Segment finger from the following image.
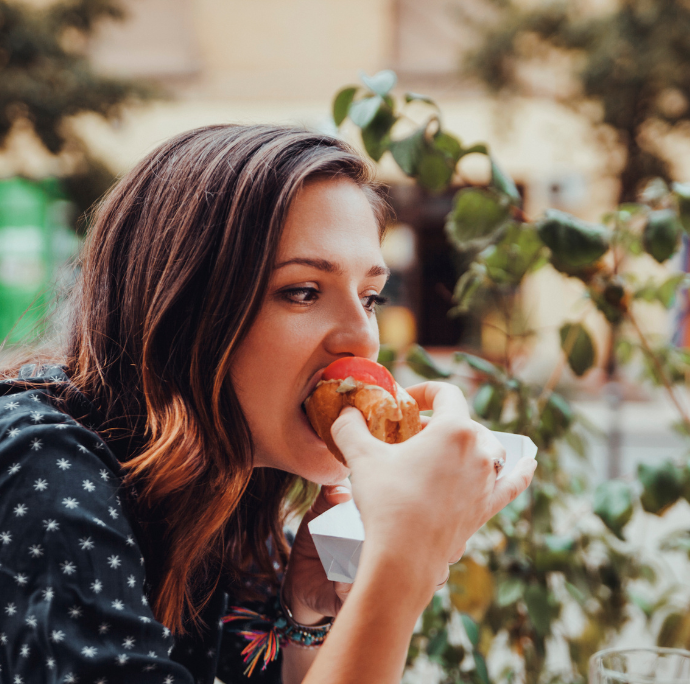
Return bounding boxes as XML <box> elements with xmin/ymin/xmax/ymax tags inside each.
<box><xmin>331</xmin><ymin>406</ymin><xmax>384</xmax><ymax>465</ymax></box>
<box><xmin>488</xmin><ymin>457</ymin><xmax>537</xmax><ymax>517</ymax></box>
<box><xmin>322</xmin><ymin>481</ymin><xmax>352</xmax><ymax>506</ymax></box>
<box><xmin>334</xmin><ymin>581</ymin><xmax>353</xmax><ymax>611</ymax></box>
<box><xmin>310</xmin><ymin>481</ymin><xmax>352</xmax><ymax>517</ymax></box>
<box><xmin>475</xmin><ymin>423</ymin><xmax>505</xmax><ymax>482</ymax></box>
<box><xmin>405</xmin><ymin>382</ymin><xmax>470</xmax><ymax>422</ymax></box>
<box><xmin>448</xmin><ymin>543</ymin><xmax>466</xmax><ymax>565</ymax></box>
<box><xmin>419</xmin><ymin>414</ymin><xmax>431</xmax><ymax>429</ymax></box>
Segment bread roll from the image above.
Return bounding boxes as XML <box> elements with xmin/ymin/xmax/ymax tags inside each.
<box><xmin>304</xmin><ymin>375</ymin><xmax>421</xmax><ymax>464</ymax></box>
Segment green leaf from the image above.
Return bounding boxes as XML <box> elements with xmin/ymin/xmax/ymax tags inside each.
<box><xmin>534</xmin><ymin>535</ymin><xmax>576</xmax><ymax>571</ymax></box>
<box><xmin>643</xmin><ymin>209</ymin><xmax>682</xmax><ymax>263</ymax></box>
<box><xmin>426</xmin><ymin>627</ymin><xmax>449</xmax><ymax>659</ymax></box>
<box><xmin>461</xmin><ymin>613</ymin><xmax>479</xmax><ymax>647</ymax></box>
<box><xmin>360</xmin><ymin>69</ymin><xmax>397</xmax><ymax>97</ymax></box>
<box><xmin>627</xmin><ymin>589</ymin><xmax>654</xmax><ymax>618</ymax></box>
<box><xmin>388</xmin><ymin>127</ymin><xmax>426</xmax><ymax>176</ymax></box>
<box><xmin>377</xmin><ymin>344</ymin><xmax>397</xmax><ymax>374</ymax></box>
<box><xmin>473</xmin><ymin>652</ymin><xmax>490</xmax><ymax>684</ymax></box>
<box><xmin>360</xmin><ymin>108</ymin><xmax>397</xmax><ymax>162</ymax></box>
<box><xmin>660</xmin><ymin>529</ymin><xmax>690</xmax><ymax>556</ymax></box>
<box><xmin>454</xmin><ymin>352</ymin><xmax>503</xmax><ymax>379</ymax></box>
<box><xmin>565</xmin><ymin>582</ymin><xmax>587</xmax><ymax>606</ymax></box>
<box><xmin>405</xmin><ymin>344</ymin><xmax>451</xmax><ymax>379</ymax></box>
<box><xmin>615</xmin><ymin>338</ymin><xmax>635</xmax><ymax>364</ymax></box>
<box><xmin>497</xmin><ymin>578</ymin><xmax>524</xmax><ymax>607</ymax></box>
<box><xmin>490</xmin><ymin>157</ymin><xmax>521</xmax><ymax>204</ymax></box>
<box><xmin>537</xmin><ymin>209</ymin><xmax>609</xmax><ymax>271</ymax></box>
<box><xmin>481</xmin><ymin>223</ymin><xmax>547</xmax><ymax>286</ymax></box>
<box><xmin>559</xmin><ymin>323</ymin><xmax>597</xmax><ymax>377</ymax></box>
<box><xmin>589</xmin><ymin>279</ymin><xmax>628</xmax><ymax>325</ymax></box>
<box><xmin>417</xmin><ymin>150</ymin><xmax>455</xmax><ymax>192</ymax></box>
<box><xmin>638</xmin><ymin>461</ymin><xmax>683</xmax><ymax>515</ymax></box>
<box><xmin>473</xmin><ymin>383</ymin><xmax>505</xmax><ymax>422</ymax></box>
<box><xmin>657</xmin><ymin>612</ymin><xmax>690</xmax><ymax>648</ymax></box>
<box><xmin>404</xmin><ymin>91</ymin><xmax>437</xmax><ymax>107</ymax></box>
<box><xmin>348</xmin><ymin>95</ymin><xmax>383</xmax><ymax>128</ymax></box>
<box><xmin>445</xmin><ymin>188</ymin><xmax>512</xmax><ymax>250</ymax></box>
<box><xmin>672</xmin><ymin>182</ymin><xmax>690</xmax><ymax>234</ymax></box>
<box><xmin>593</xmin><ymin>480</ymin><xmax>633</xmax><ymax>539</ymax></box>
<box><xmin>433</xmin><ymin>130</ymin><xmax>463</xmax><ymax>163</ymax></box>
<box><xmin>450</xmin><ymin>263</ymin><xmax>487</xmax><ymax>315</ymax></box>
<box><xmin>460</xmin><ymin>143</ymin><xmax>489</xmax><ymax>157</ymax></box>
<box><xmin>538</xmin><ymin>393</ymin><xmax>573</xmax><ymax>442</ymax></box>
<box><xmin>682</xmin><ymin>462</ymin><xmax>690</xmax><ymax>504</ymax></box>
<box><xmin>332</xmin><ymin>86</ymin><xmax>358</xmax><ymax>126</ymax></box>
<box><xmin>658</xmin><ymin>274</ymin><xmax>690</xmax><ymax>308</ymax></box>
<box><xmin>564</xmin><ymin>428</ymin><xmax>587</xmax><ymax>459</ymax></box>
<box><xmin>524</xmin><ymin>585</ymin><xmax>558</xmax><ymax>637</ymax></box>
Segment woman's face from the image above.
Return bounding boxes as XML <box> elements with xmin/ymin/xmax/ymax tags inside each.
<box><xmin>231</xmin><ymin>177</ymin><xmax>389</xmax><ymax>484</ymax></box>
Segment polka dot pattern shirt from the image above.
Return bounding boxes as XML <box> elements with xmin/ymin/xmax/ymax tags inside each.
<box><xmin>0</xmin><ymin>367</ymin><xmax>282</xmax><ymax>684</ymax></box>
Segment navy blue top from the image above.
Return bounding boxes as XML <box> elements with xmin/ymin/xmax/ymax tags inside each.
<box><xmin>0</xmin><ymin>366</ymin><xmax>282</xmax><ymax>684</ymax></box>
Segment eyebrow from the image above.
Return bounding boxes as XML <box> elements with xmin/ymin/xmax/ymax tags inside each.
<box><xmin>274</xmin><ymin>257</ymin><xmax>390</xmax><ymax>280</ymax></box>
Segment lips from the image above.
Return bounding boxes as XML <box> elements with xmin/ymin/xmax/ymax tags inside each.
<box><xmin>300</xmin><ymin>367</ymin><xmax>326</xmax><ymax>413</ymax></box>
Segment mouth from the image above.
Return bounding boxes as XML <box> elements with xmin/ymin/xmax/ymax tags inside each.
<box><xmin>300</xmin><ymin>367</ymin><xmax>325</xmax><ymax>409</ymax></box>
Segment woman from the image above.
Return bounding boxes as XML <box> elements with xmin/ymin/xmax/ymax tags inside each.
<box><xmin>0</xmin><ymin>125</ymin><xmax>536</xmax><ymax>684</ymax></box>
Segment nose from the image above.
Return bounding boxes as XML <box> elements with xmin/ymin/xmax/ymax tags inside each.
<box><xmin>322</xmin><ymin>293</ymin><xmax>380</xmax><ymax>361</ymax></box>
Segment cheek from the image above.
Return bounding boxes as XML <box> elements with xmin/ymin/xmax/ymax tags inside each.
<box><xmin>232</xmin><ymin>311</ymin><xmax>316</xmax><ymax>418</ymax></box>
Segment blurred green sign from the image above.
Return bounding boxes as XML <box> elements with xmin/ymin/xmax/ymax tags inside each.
<box><xmin>0</xmin><ymin>177</ymin><xmax>80</xmax><ymax>345</ymax></box>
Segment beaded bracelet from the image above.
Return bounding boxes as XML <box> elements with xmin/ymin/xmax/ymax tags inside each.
<box><xmin>222</xmin><ymin>591</ymin><xmax>333</xmax><ymax>676</ymax></box>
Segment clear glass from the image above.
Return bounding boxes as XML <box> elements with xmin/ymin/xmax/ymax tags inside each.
<box><xmin>590</xmin><ymin>648</ymin><xmax>690</xmax><ymax>684</ymax></box>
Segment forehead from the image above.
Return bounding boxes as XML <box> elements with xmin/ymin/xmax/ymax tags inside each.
<box><xmin>277</xmin><ymin>177</ymin><xmax>381</xmax><ymax>259</ymax></box>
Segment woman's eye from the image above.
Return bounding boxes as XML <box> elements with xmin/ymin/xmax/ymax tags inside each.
<box><xmin>280</xmin><ymin>287</ymin><xmax>319</xmax><ymax>305</ymax></box>
<box><xmin>362</xmin><ymin>294</ymin><xmax>389</xmax><ymax>312</ymax></box>
<box><xmin>279</xmin><ymin>288</ymin><xmax>389</xmax><ymax>311</ymax></box>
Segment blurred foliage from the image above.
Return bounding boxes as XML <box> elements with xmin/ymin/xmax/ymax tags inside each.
<box><xmin>347</xmin><ymin>72</ymin><xmax>690</xmax><ymax>683</ymax></box>
<box><xmin>0</xmin><ymin>0</ymin><xmax>160</xmax><ymax>226</ymax></box>
<box><xmin>463</xmin><ymin>0</ymin><xmax>690</xmax><ymax>201</ymax></box>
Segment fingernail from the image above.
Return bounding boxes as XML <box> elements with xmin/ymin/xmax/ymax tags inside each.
<box><xmin>332</xmin><ymin>485</ymin><xmax>351</xmax><ymax>496</ymax></box>
<box><xmin>530</xmin><ymin>460</ymin><xmax>538</xmax><ymax>473</ymax></box>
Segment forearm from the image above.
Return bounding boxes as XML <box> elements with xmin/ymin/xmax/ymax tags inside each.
<box><xmin>301</xmin><ymin>549</ymin><xmax>433</xmax><ymax>684</ymax></box>
<box><xmin>282</xmin><ymin>642</ymin><xmax>319</xmax><ymax>684</ymax></box>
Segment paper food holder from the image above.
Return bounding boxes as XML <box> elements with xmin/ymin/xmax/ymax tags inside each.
<box><xmin>308</xmin><ymin>431</ymin><xmax>538</xmax><ymax>583</ymax></box>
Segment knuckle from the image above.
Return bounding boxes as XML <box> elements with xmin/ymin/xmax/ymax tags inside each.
<box><xmin>447</xmin><ymin>420</ymin><xmax>477</xmax><ymax>444</ymax></box>
<box><xmin>506</xmin><ymin>481</ymin><xmax>521</xmax><ymax>502</ymax></box>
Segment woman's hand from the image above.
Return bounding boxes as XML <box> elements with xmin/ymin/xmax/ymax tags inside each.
<box><xmin>281</xmin><ymin>483</ymin><xmax>354</xmax><ymax>625</ymax></box>
<box><xmin>331</xmin><ymin>381</ymin><xmax>537</xmax><ymax>597</ymax></box>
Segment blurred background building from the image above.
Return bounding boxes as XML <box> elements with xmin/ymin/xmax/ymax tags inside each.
<box><xmin>1</xmin><ymin>0</ymin><xmax>688</xmax><ymax>479</ymax></box>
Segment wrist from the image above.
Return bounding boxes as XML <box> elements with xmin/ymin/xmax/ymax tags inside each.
<box><xmin>280</xmin><ymin>580</ymin><xmax>330</xmax><ymax>627</ymax></box>
<box><xmin>357</xmin><ymin>539</ymin><xmax>438</xmax><ymax>615</ymax></box>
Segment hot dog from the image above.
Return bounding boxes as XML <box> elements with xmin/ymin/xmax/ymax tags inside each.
<box><xmin>304</xmin><ymin>357</ymin><xmax>422</xmax><ymax>464</ymax></box>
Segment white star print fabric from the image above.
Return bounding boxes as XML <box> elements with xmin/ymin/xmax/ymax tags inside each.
<box><xmin>0</xmin><ymin>380</ymin><xmax>197</xmax><ymax>683</ymax></box>
<box><xmin>0</xmin><ymin>366</ymin><xmax>284</xmax><ymax>684</ymax></box>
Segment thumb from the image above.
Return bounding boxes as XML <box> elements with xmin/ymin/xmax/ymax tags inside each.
<box><xmin>331</xmin><ymin>406</ymin><xmax>383</xmax><ymax>465</ymax></box>
<box><xmin>489</xmin><ymin>457</ymin><xmax>537</xmax><ymax>517</ymax></box>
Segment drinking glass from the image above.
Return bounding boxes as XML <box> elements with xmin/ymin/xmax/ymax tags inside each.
<box><xmin>590</xmin><ymin>648</ymin><xmax>690</xmax><ymax>683</ymax></box>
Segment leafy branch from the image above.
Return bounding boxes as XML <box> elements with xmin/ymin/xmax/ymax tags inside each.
<box><xmin>334</xmin><ymin>71</ymin><xmax>690</xmax><ymax>682</ymax></box>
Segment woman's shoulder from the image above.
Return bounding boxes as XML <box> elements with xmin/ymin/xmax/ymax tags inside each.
<box><xmin>0</xmin><ymin>365</ymin><xmax>123</xmax><ymax>480</ymax></box>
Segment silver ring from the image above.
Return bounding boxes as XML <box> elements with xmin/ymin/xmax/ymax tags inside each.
<box><xmin>493</xmin><ymin>457</ymin><xmax>505</xmax><ymax>474</ymax></box>
<box><xmin>437</xmin><ymin>567</ymin><xmax>451</xmax><ymax>587</ymax></box>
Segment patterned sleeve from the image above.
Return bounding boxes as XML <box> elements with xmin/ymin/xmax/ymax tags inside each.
<box><xmin>0</xmin><ymin>393</ymin><xmax>195</xmax><ymax>684</ymax></box>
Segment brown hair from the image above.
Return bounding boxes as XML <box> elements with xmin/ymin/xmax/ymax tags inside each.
<box><xmin>57</xmin><ymin>124</ymin><xmax>389</xmax><ymax>635</ymax></box>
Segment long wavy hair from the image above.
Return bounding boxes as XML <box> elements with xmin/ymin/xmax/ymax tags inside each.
<box><xmin>30</xmin><ymin>124</ymin><xmax>390</xmax><ymax>635</ymax></box>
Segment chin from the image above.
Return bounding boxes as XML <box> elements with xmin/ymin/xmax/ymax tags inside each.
<box><xmin>290</xmin><ymin>442</ymin><xmax>350</xmax><ymax>485</ymax></box>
